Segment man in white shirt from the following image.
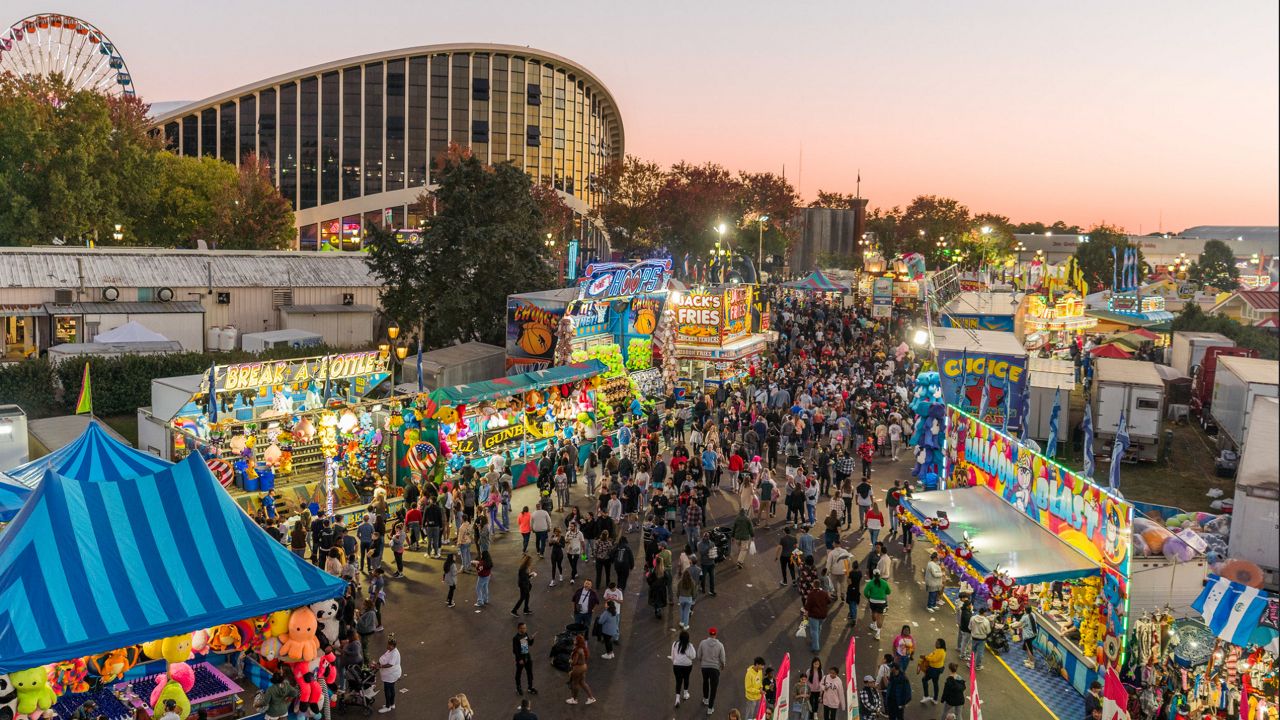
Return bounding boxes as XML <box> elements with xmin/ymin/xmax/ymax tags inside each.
<box><xmin>824</xmin><ymin>542</ymin><xmax>852</xmax><ymax>602</ymax></box>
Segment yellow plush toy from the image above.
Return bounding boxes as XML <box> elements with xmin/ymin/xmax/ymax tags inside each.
<box><xmin>11</xmin><ymin>666</ymin><xmax>57</xmax><ymax>720</ymax></box>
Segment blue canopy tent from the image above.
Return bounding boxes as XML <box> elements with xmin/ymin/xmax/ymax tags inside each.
<box><xmin>0</xmin><ymin>476</ymin><xmax>31</xmax><ymax>522</ymax></box>
<box><xmin>3</xmin><ymin>421</ymin><xmax>171</xmax><ymax>488</ymax></box>
<box><xmin>0</xmin><ymin>453</ymin><xmax>345</xmax><ymax>673</ymax></box>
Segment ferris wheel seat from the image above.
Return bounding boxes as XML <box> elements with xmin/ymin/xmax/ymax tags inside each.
<box><xmin>109</xmin><ymin>57</ymin><xmax>123</xmax><ymax>69</ymax></box>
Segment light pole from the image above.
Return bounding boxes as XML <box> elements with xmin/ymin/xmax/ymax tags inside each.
<box><xmin>1013</xmin><ymin>240</ymin><xmax>1028</xmax><ymax>288</ymax></box>
<box><xmin>545</xmin><ymin>233</ymin><xmax>563</xmax><ymax>285</ymax></box>
<box><xmin>715</xmin><ymin>223</ymin><xmax>727</xmax><ymax>283</ymax></box>
<box><xmin>112</xmin><ymin>224</ymin><xmax>123</xmax><ymax>243</ymax></box>
<box><xmin>756</xmin><ymin>215</ymin><xmax>768</xmax><ymax>279</ymax></box>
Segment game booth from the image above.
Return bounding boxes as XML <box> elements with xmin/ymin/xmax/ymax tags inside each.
<box><xmin>669</xmin><ymin>284</ymin><xmax>772</xmax><ymax>388</ymax></box>
<box><xmin>857</xmin><ymin>253</ymin><xmax>927</xmax><ymax>317</ymax></box>
<box><xmin>901</xmin><ymin>404</ymin><xmax>1135</xmax><ymax>700</ymax></box>
<box><xmin>1022</xmin><ymin>293</ymin><xmax>1097</xmax><ymax>355</ymax></box>
<box><xmin>146</xmin><ymin>351</ymin><xmax>396</xmax><ymax>519</ymax></box>
<box><xmin>0</xmin><ymin>444</ymin><xmax>347</xmax><ymax>720</ymax></box>
<box><xmin>931</xmin><ymin>326</ymin><xmax>1030</xmax><ymax>434</ymax></box>
<box><xmin>387</xmin><ymin>359</ymin><xmax>607</xmax><ymax>488</ymax></box>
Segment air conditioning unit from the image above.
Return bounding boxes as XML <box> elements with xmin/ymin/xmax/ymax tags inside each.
<box><xmin>101</xmin><ymin>286</ymin><xmax>120</xmax><ymax>302</ymax></box>
<box><xmin>53</xmin><ymin>289</ymin><xmax>73</xmax><ymax>304</ymax></box>
<box><xmin>216</xmin><ymin>292</ymin><xmax>231</xmax><ymax>305</ymax></box>
<box><xmin>156</xmin><ymin>287</ymin><xmax>174</xmax><ymax>302</ymax></box>
<box><xmin>341</xmin><ymin>293</ymin><xmax>354</xmax><ymax>306</ymax></box>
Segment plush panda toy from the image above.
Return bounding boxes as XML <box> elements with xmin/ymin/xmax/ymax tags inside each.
<box><xmin>0</xmin><ymin>674</ymin><xmax>16</xmax><ymax>720</ymax></box>
<box><xmin>309</xmin><ymin>598</ymin><xmax>341</xmax><ymax>648</ymax></box>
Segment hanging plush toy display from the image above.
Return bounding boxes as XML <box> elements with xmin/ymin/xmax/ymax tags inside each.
<box><xmin>908</xmin><ymin>371</ymin><xmax>946</xmax><ymax>486</ymax></box>
<box><xmin>278</xmin><ymin>607</ymin><xmax>321</xmax><ymax>663</ymax></box>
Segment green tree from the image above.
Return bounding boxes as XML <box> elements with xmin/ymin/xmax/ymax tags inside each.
<box><xmin>1189</xmin><ymin>239</ymin><xmax>1240</xmax><ymax>291</ymax></box>
<box><xmin>737</xmin><ymin>170</ymin><xmax>798</xmax><ymax>267</ymax></box>
<box><xmin>952</xmin><ymin>212</ymin><xmax>1016</xmax><ymax>269</ymax></box>
<box><xmin>130</xmin><ymin>153</ymin><xmax>238</xmax><ymax>247</ymax></box>
<box><xmin>1072</xmin><ymin>224</ymin><xmax>1142</xmax><ymax>291</ymax></box>
<box><xmin>1172</xmin><ymin>304</ymin><xmax>1279</xmax><ymax>360</ymax></box>
<box><xmin>1013</xmin><ymin>220</ymin><xmax>1083</xmax><ymax>235</ymax></box>
<box><xmin>366</xmin><ymin>154</ymin><xmax>556</xmax><ymax>347</ymax></box>
<box><xmin>863</xmin><ymin>206</ymin><xmax>903</xmax><ymax>258</ymax></box>
<box><xmin>900</xmin><ymin>195</ymin><xmax>973</xmax><ymax>264</ymax></box>
<box><xmin>202</xmin><ymin>153</ymin><xmax>296</xmax><ymax>250</ymax></box>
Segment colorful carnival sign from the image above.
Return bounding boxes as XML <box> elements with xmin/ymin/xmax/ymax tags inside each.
<box><xmin>945</xmin><ymin>404</ymin><xmax>1134</xmax><ymax>667</ymax></box>
<box><xmin>674</xmin><ymin>291</ymin><xmax>725</xmax><ymax>345</ymax></box>
<box><xmin>205</xmin><ymin>352</ymin><xmax>389</xmax><ymax>394</ymax></box>
<box><xmin>936</xmin><ymin>349</ymin><xmax>1029</xmax><ymax>432</ymax></box>
<box><xmin>506</xmin><ymin>297</ymin><xmax>564</xmax><ymax>365</ymax></box>
<box><xmin>577</xmin><ymin>258</ymin><xmax>672</xmax><ymax>300</ymax></box>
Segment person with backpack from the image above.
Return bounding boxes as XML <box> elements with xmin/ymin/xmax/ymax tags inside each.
<box><xmin>697</xmin><ymin>530</ymin><xmax>719</xmax><ymax>596</ymax></box>
<box><xmin>824</xmin><ymin>541</ymin><xmax>852</xmax><ymax>602</ymax></box>
<box><xmin>939</xmin><ymin>663</ymin><xmax>966</xmax><ymax>719</ymax></box>
<box><xmin>593</xmin><ymin>532</ymin><xmax>614</xmax><ymax>588</ymax></box>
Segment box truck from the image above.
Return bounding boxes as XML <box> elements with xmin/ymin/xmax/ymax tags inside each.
<box><xmin>1169</xmin><ymin>331</ymin><xmax>1233</xmax><ymax>378</ymax></box>
<box><xmin>1228</xmin><ymin>396</ymin><xmax>1279</xmax><ymax>586</ymax></box>
<box><xmin>1190</xmin><ymin>346</ymin><xmax>1259</xmax><ymax>430</ymax></box>
<box><xmin>1210</xmin><ymin>355</ymin><xmax>1280</xmax><ymax>450</ymax></box>
<box><xmin>1092</xmin><ymin>358</ymin><xmax>1165</xmax><ymax>461</ymax></box>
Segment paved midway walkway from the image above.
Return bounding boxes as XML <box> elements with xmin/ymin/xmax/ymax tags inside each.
<box><xmin>366</xmin><ymin>454</ymin><xmax>1059</xmax><ymax>719</ymax></box>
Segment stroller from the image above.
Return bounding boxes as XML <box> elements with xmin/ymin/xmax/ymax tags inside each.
<box><xmin>337</xmin><ymin>663</ymin><xmax>378</xmax><ymax>715</ymax></box>
<box><xmin>986</xmin><ymin>623</ymin><xmax>1011</xmax><ymax>655</ymax></box>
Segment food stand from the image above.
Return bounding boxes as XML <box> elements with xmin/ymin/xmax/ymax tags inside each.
<box><xmin>1023</xmin><ymin>293</ymin><xmax>1096</xmax><ymax>354</ymax></box>
<box><xmin>148</xmin><ymin>351</ymin><xmax>395</xmax><ymax>517</ymax></box>
<box><xmin>905</xmin><ymin>404</ymin><xmax>1135</xmax><ymax>697</ymax></box>
<box><xmin>670</xmin><ymin>284</ymin><xmax>771</xmax><ymax>388</ymax></box>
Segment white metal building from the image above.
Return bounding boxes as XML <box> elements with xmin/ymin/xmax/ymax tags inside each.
<box><xmin>0</xmin><ymin>246</ymin><xmax>380</xmax><ymax>358</ymax></box>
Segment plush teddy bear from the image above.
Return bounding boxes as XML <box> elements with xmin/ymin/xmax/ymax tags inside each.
<box><xmin>10</xmin><ymin>667</ymin><xmax>57</xmax><ymax>720</ymax></box>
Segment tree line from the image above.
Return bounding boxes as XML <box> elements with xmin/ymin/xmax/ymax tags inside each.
<box><xmin>0</xmin><ymin>73</ymin><xmax>294</xmax><ymax>249</ymax></box>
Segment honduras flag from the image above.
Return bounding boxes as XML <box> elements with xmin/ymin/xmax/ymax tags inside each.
<box><xmin>1109</xmin><ymin>410</ymin><xmax>1129</xmax><ymax>491</ymax></box>
<box><xmin>1046</xmin><ymin>388</ymin><xmax>1062</xmax><ymax>458</ymax></box>
<box><xmin>1082</xmin><ymin>402</ymin><xmax>1096</xmax><ymax>479</ymax></box>
<box><xmin>1193</xmin><ymin>574</ymin><xmax>1272</xmax><ymax>647</ymax></box>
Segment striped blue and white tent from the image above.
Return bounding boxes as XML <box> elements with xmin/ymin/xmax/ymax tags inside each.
<box><xmin>0</xmin><ymin>453</ymin><xmax>345</xmax><ymax>673</ymax></box>
<box><xmin>0</xmin><ymin>476</ymin><xmax>32</xmax><ymax>522</ymax></box>
<box><xmin>3</xmin><ymin>421</ymin><xmax>171</xmax><ymax>488</ymax></box>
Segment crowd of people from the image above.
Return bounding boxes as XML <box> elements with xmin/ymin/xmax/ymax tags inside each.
<box><xmin>249</xmin><ymin>290</ymin><xmax>1012</xmax><ymax>719</ymax></box>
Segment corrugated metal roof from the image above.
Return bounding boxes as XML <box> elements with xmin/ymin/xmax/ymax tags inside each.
<box><xmin>45</xmin><ymin>301</ymin><xmax>205</xmax><ymax>314</ymax></box>
<box><xmin>1238</xmin><ymin>291</ymin><xmax>1280</xmax><ymax>311</ymax></box>
<box><xmin>0</xmin><ymin>247</ymin><xmax>378</xmax><ymax>289</ymax></box>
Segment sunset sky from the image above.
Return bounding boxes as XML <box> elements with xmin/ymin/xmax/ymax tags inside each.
<box><xmin>11</xmin><ymin>0</ymin><xmax>1277</xmax><ymax>231</ymax></box>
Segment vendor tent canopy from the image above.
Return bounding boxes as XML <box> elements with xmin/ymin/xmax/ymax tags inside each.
<box><xmin>0</xmin><ymin>476</ymin><xmax>31</xmax><ymax>522</ymax></box>
<box><xmin>3</xmin><ymin>421</ymin><xmax>170</xmax><ymax>489</ymax></box>
<box><xmin>902</xmin><ymin>485</ymin><xmax>1101</xmax><ymax>584</ymax></box>
<box><xmin>783</xmin><ymin>270</ymin><xmax>850</xmax><ymax>293</ymax></box>
<box><xmin>428</xmin><ymin>360</ymin><xmax>606</xmax><ymax>405</ymax></box>
<box><xmin>1089</xmin><ymin>343</ymin><xmax>1132</xmax><ymax>359</ymax></box>
<box><xmin>92</xmin><ymin>321</ymin><xmax>170</xmax><ymax>343</ymax></box>
<box><xmin>0</xmin><ymin>453</ymin><xmax>345</xmax><ymax>673</ymax></box>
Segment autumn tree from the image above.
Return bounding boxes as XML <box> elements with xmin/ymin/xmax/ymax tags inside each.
<box><xmin>655</xmin><ymin>161</ymin><xmax>744</xmax><ymax>259</ymax></box>
<box><xmin>593</xmin><ymin>154</ymin><xmax>665</xmax><ymax>255</ymax></box>
<box><xmin>899</xmin><ymin>195</ymin><xmax>973</xmax><ymax>264</ymax></box>
<box><xmin>737</xmin><ymin>170</ymin><xmax>799</xmax><ymax>267</ymax></box>
<box><xmin>1072</xmin><ymin>224</ymin><xmax>1141</xmax><ymax>291</ymax></box>
<box><xmin>200</xmin><ymin>153</ymin><xmax>296</xmax><ymax>250</ymax></box>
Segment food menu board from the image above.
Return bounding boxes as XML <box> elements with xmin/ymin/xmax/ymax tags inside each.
<box><xmin>673</xmin><ymin>291</ymin><xmax>724</xmax><ymax>345</ymax></box>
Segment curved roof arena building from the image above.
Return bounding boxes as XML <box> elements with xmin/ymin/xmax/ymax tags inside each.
<box><xmin>153</xmin><ymin>44</ymin><xmax>623</xmax><ymax>257</ymax></box>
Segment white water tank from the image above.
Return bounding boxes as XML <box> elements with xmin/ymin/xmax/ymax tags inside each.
<box><xmin>206</xmin><ymin>326</ymin><xmax>224</xmax><ymax>352</ymax></box>
<box><xmin>219</xmin><ymin>325</ymin><xmax>239</xmax><ymax>352</ymax></box>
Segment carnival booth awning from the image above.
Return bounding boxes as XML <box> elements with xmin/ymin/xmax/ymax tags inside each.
<box><xmin>902</xmin><ymin>485</ymin><xmax>1101</xmax><ymax>584</ymax></box>
<box><xmin>0</xmin><ymin>453</ymin><xmax>345</xmax><ymax>673</ymax></box>
<box><xmin>783</xmin><ymin>270</ymin><xmax>850</xmax><ymax>293</ymax></box>
<box><xmin>3</xmin><ymin>421</ymin><xmax>171</xmax><ymax>489</ymax></box>
<box><xmin>1089</xmin><ymin>343</ymin><xmax>1132</xmax><ymax>359</ymax></box>
<box><xmin>428</xmin><ymin>360</ymin><xmax>606</xmax><ymax>405</ymax></box>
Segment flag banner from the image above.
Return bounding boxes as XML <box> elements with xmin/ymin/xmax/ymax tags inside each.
<box><xmin>772</xmin><ymin>653</ymin><xmax>791</xmax><ymax>720</ymax></box>
<box><xmin>74</xmin><ymin>363</ymin><xmax>93</xmax><ymax>415</ymax></box>
<box><xmin>1109</xmin><ymin>411</ymin><xmax>1129</xmax><ymax>491</ymax></box>
<box><xmin>1192</xmin><ymin>574</ymin><xmax>1273</xmax><ymax>647</ymax></box>
<box><xmin>207</xmin><ymin>363</ymin><xmax>219</xmax><ymax>424</ymax></box>
<box><xmin>1082</xmin><ymin>402</ymin><xmax>1096</xmax><ymax>479</ymax></box>
<box><xmin>977</xmin><ymin>379</ymin><xmax>990</xmax><ymax>426</ymax></box>
<box><xmin>1046</xmin><ymin>388</ymin><xmax>1061</xmax><ymax>458</ymax></box>
<box><xmin>1102</xmin><ymin>667</ymin><xmax>1131</xmax><ymax>720</ymax></box>
<box><xmin>845</xmin><ymin>638</ymin><xmax>859</xmax><ymax>720</ymax></box>
<box><xmin>968</xmin><ymin>654</ymin><xmax>983</xmax><ymax>720</ymax></box>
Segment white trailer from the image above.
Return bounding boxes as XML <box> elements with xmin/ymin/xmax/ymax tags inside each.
<box><xmin>240</xmin><ymin>329</ymin><xmax>323</xmax><ymax>353</ymax></box>
<box><xmin>1210</xmin><ymin>355</ymin><xmax>1280</xmax><ymax>450</ymax></box>
<box><xmin>1092</xmin><ymin>358</ymin><xmax>1165</xmax><ymax>461</ymax></box>
<box><xmin>1026</xmin><ymin>358</ymin><xmax>1074</xmax><ymax>445</ymax></box>
<box><xmin>1228</xmin><ymin>396</ymin><xmax>1279</xmax><ymax>586</ymax></box>
<box><xmin>1169</xmin><ymin>331</ymin><xmax>1233</xmax><ymax>377</ymax></box>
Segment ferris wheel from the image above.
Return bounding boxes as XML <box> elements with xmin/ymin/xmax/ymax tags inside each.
<box><xmin>0</xmin><ymin>13</ymin><xmax>135</xmax><ymax>97</ymax></box>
